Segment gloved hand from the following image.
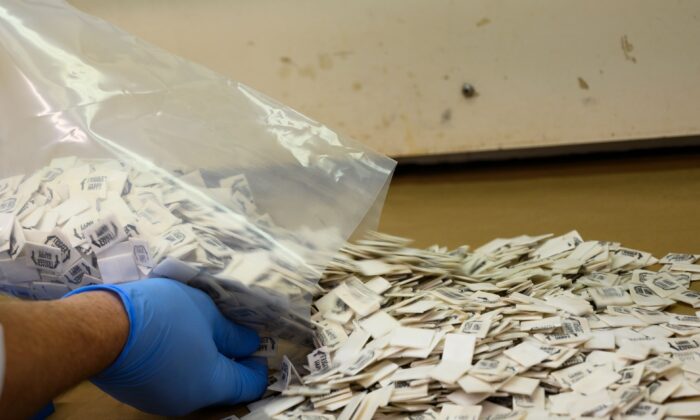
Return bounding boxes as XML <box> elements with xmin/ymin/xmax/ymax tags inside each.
<box><xmin>65</xmin><ymin>278</ymin><xmax>267</xmax><ymax>416</ymax></box>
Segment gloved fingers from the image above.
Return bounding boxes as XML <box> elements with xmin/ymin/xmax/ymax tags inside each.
<box><xmin>179</xmin><ymin>281</ymin><xmax>221</xmax><ymax>318</ymax></box>
<box><xmin>176</xmin><ymin>280</ymin><xmax>261</xmax><ymax>358</ymax></box>
<box><xmin>209</xmin><ymin>354</ymin><xmax>269</xmax><ymax>406</ymax></box>
<box><xmin>175</xmin><ymin>285</ymin><xmax>260</xmax><ymax>357</ymax></box>
<box><xmin>212</xmin><ymin>312</ymin><xmax>261</xmax><ymax>358</ymax></box>
<box><xmin>237</xmin><ymin>356</ymin><xmax>268</xmax><ymax>376</ymax></box>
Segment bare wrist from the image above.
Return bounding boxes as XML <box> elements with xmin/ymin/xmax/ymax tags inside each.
<box><xmin>62</xmin><ymin>290</ymin><xmax>130</xmax><ymax>375</ymax></box>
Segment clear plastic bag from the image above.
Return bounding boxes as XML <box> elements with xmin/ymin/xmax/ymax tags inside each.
<box><xmin>0</xmin><ymin>0</ymin><xmax>395</xmax><ymax>348</ymax></box>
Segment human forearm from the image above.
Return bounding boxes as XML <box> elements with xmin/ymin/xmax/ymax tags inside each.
<box><xmin>0</xmin><ymin>278</ymin><xmax>266</xmax><ymax>417</ymax></box>
<box><xmin>0</xmin><ymin>291</ymin><xmax>128</xmax><ymax>419</ymax></box>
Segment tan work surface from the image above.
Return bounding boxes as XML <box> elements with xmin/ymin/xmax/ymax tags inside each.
<box><xmin>69</xmin><ymin>0</ymin><xmax>700</xmax><ymax>158</ymax></box>
<box><xmin>49</xmin><ymin>148</ymin><xmax>700</xmax><ymax>418</ymax></box>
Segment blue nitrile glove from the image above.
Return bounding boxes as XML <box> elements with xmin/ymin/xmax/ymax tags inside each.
<box><xmin>65</xmin><ymin>278</ymin><xmax>267</xmax><ymax>416</ymax></box>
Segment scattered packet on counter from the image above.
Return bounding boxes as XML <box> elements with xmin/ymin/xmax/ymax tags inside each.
<box><xmin>247</xmin><ymin>230</ymin><xmax>700</xmax><ymax>419</ymax></box>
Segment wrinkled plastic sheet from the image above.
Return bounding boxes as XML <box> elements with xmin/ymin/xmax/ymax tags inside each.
<box><xmin>0</xmin><ymin>0</ymin><xmax>395</xmax><ymax>350</ymax></box>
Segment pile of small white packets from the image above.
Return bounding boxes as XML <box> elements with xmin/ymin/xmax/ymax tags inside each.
<box><xmin>0</xmin><ymin>156</ymin><xmax>325</xmax><ymax>336</ymax></box>
<box><xmin>246</xmin><ymin>231</ymin><xmax>700</xmax><ymax>420</ymax></box>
